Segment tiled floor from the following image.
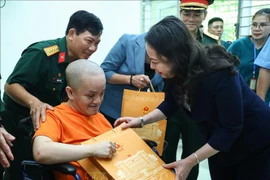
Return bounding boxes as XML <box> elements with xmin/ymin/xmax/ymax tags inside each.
<box><xmin>176</xmin><ymin>139</ymin><xmax>211</xmax><ymax>180</ymax></box>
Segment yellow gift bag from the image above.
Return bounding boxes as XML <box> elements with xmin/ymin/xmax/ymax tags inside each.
<box><xmin>121</xmin><ymin>85</ymin><xmax>167</xmax><ymax>156</ymax></box>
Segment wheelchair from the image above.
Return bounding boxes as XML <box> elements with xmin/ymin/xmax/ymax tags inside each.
<box><xmin>21</xmin><ymin>139</ymin><xmax>158</xmax><ymax>180</ymax></box>
<box><xmin>21</xmin><ymin>160</ymin><xmax>81</xmax><ymax>180</ymax></box>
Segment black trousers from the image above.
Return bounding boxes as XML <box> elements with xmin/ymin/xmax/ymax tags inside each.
<box><xmin>209</xmin><ymin>144</ymin><xmax>270</xmax><ymax>180</ymax></box>
<box><xmin>161</xmin><ymin>108</ymin><xmax>204</xmax><ymax>180</ymax></box>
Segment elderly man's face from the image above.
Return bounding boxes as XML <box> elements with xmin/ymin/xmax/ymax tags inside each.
<box><xmin>69</xmin><ymin>74</ymin><xmax>106</xmax><ymax>116</ymax></box>
<box><xmin>180</xmin><ymin>10</ymin><xmax>207</xmax><ymax>33</ymax></box>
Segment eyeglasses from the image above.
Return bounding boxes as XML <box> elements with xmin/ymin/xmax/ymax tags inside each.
<box><xmin>251</xmin><ymin>22</ymin><xmax>270</xmax><ymax>29</ymax></box>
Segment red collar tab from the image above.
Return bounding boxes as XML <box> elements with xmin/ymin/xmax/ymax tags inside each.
<box><xmin>58</xmin><ymin>52</ymin><xmax>66</xmax><ymax>63</ymax></box>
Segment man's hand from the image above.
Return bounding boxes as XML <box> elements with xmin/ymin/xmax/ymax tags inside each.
<box><xmin>0</xmin><ymin>126</ymin><xmax>15</xmax><ymax>168</ymax></box>
<box><xmin>29</xmin><ymin>101</ymin><xmax>54</xmax><ymax>131</ymax></box>
<box><xmin>91</xmin><ymin>141</ymin><xmax>116</xmax><ymax>159</ymax></box>
<box><xmin>4</xmin><ymin>83</ymin><xmax>54</xmax><ymax>131</ymax></box>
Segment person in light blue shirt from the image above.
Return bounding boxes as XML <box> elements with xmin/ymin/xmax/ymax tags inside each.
<box><xmin>100</xmin><ymin>33</ymin><xmax>164</xmax><ymax>125</ymax></box>
<box><xmin>254</xmin><ymin>34</ymin><xmax>270</xmax><ymax>103</ymax></box>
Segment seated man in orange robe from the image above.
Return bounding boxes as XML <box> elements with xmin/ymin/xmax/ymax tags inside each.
<box><xmin>32</xmin><ymin>59</ymin><xmax>116</xmax><ymax>180</ymax></box>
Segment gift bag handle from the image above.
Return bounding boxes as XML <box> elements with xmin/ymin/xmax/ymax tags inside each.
<box><xmin>137</xmin><ymin>81</ymin><xmax>157</xmax><ymax>97</ymax></box>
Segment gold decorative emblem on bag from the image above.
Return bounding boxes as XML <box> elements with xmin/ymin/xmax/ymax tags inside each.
<box><xmin>142</xmin><ymin>106</ymin><xmax>150</xmax><ymax>114</ymax></box>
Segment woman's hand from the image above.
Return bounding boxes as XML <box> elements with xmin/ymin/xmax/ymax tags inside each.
<box><xmin>131</xmin><ymin>74</ymin><xmax>150</xmax><ymax>89</ymax></box>
<box><xmin>163</xmin><ymin>158</ymin><xmax>196</xmax><ymax>180</ymax></box>
<box><xmin>114</xmin><ymin>117</ymin><xmax>141</xmax><ymax>129</ymax></box>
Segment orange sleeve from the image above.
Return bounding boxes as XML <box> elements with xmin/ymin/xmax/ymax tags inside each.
<box><xmin>32</xmin><ymin>110</ymin><xmax>62</xmax><ymax>143</ymax></box>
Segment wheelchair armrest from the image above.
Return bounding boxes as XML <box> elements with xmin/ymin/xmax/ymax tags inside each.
<box><xmin>22</xmin><ymin>160</ymin><xmax>76</xmax><ymax>175</ymax></box>
<box><xmin>46</xmin><ymin>163</ymin><xmax>77</xmax><ymax>175</ymax></box>
<box><xmin>144</xmin><ymin>139</ymin><xmax>158</xmax><ymax>148</ymax></box>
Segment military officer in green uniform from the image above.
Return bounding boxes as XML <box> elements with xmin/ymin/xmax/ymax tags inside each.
<box><xmin>180</xmin><ymin>0</ymin><xmax>217</xmax><ymax>45</ymax></box>
<box><xmin>207</xmin><ymin>17</ymin><xmax>232</xmax><ymax>49</ymax></box>
<box><xmin>1</xmin><ymin>10</ymin><xmax>103</xmax><ymax>180</ymax></box>
<box><xmin>161</xmin><ymin>1</ymin><xmax>217</xmax><ymax>180</ymax></box>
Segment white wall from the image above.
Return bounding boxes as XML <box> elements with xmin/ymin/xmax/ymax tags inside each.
<box><xmin>0</xmin><ymin>0</ymin><xmax>141</xmax><ymax>94</ymax></box>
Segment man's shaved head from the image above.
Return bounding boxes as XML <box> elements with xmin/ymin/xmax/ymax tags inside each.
<box><xmin>66</xmin><ymin>59</ymin><xmax>104</xmax><ymax>90</ymax></box>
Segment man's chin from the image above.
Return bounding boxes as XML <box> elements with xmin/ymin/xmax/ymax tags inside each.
<box><xmin>84</xmin><ymin>56</ymin><xmax>91</xmax><ymax>60</ymax></box>
<box><xmin>81</xmin><ymin>54</ymin><xmax>91</xmax><ymax>60</ymax></box>
<box><xmin>87</xmin><ymin>108</ymin><xmax>99</xmax><ymax>115</ymax></box>
<box><xmin>186</xmin><ymin>25</ymin><xmax>197</xmax><ymax>30</ymax></box>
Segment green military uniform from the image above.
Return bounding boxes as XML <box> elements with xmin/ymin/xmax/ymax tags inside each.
<box><xmin>202</xmin><ymin>30</ymin><xmax>231</xmax><ymax>49</ymax></box>
<box><xmin>162</xmin><ymin>30</ymin><xmax>218</xmax><ymax>180</ymax></box>
<box><xmin>197</xmin><ymin>30</ymin><xmax>219</xmax><ymax>45</ymax></box>
<box><xmin>2</xmin><ymin>37</ymin><xmax>70</xmax><ymax>180</ymax></box>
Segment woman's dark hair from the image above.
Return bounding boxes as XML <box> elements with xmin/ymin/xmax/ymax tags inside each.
<box><xmin>65</xmin><ymin>10</ymin><xmax>103</xmax><ymax>36</ymax></box>
<box><xmin>252</xmin><ymin>8</ymin><xmax>270</xmax><ymax>21</ymax></box>
<box><xmin>145</xmin><ymin>15</ymin><xmax>239</xmax><ymax>105</ymax></box>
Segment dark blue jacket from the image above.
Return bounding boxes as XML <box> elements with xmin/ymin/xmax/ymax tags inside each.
<box><xmin>158</xmin><ymin>69</ymin><xmax>270</xmax><ymax>161</ymax></box>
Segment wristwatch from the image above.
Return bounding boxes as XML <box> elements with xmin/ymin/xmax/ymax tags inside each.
<box><xmin>139</xmin><ymin>117</ymin><xmax>145</xmax><ymax>128</ymax></box>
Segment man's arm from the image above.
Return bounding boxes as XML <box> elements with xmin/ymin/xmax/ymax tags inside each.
<box><xmin>5</xmin><ymin>83</ymin><xmax>43</xmax><ymax>109</ymax></box>
<box><xmin>4</xmin><ymin>47</ymin><xmax>55</xmax><ymax>130</ymax></box>
<box><xmin>33</xmin><ymin>136</ymin><xmax>116</xmax><ymax>164</ymax></box>
<box><xmin>256</xmin><ymin>68</ymin><xmax>270</xmax><ymax>101</ymax></box>
<box><xmin>5</xmin><ymin>83</ymin><xmax>53</xmax><ymax>130</ymax></box>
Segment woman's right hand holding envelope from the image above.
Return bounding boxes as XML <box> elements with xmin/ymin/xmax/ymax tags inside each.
<box><xmin>114</xmin><ymin>117</ymin><xmax>141</xmax><ymax>129</ymax></box>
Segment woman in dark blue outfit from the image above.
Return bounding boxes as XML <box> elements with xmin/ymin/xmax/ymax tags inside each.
<box><xmin>115</xmin><ymin>16</ymin><xmax>270</xmax><ymax>180</ymax></box>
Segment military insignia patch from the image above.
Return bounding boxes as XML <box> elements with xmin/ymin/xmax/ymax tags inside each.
<box><xmin>44</xmin><ymin>45</ymin><xmax>59</xmax><ymax>57</ymax></box>
<box><xmin>58</xmin><ymin>52</ymin><xmax>66</xmax><ymax>63</ymax></box>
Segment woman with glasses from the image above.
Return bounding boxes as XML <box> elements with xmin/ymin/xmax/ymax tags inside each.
<box><xmin>228</xmin><ymin>8</ymin><xmax>270</xmax><ymax>106</ymax></box>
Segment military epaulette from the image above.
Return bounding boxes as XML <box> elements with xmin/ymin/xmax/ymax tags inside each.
<box><xmin>44</xmin><ymin>45</ymin><xmax>60</xmax><ymax>57</ymax></box>
<box><xmin>203</xmin><ymin>31</ymin><xmax>220</xmax><ymax>41</ymax></box>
